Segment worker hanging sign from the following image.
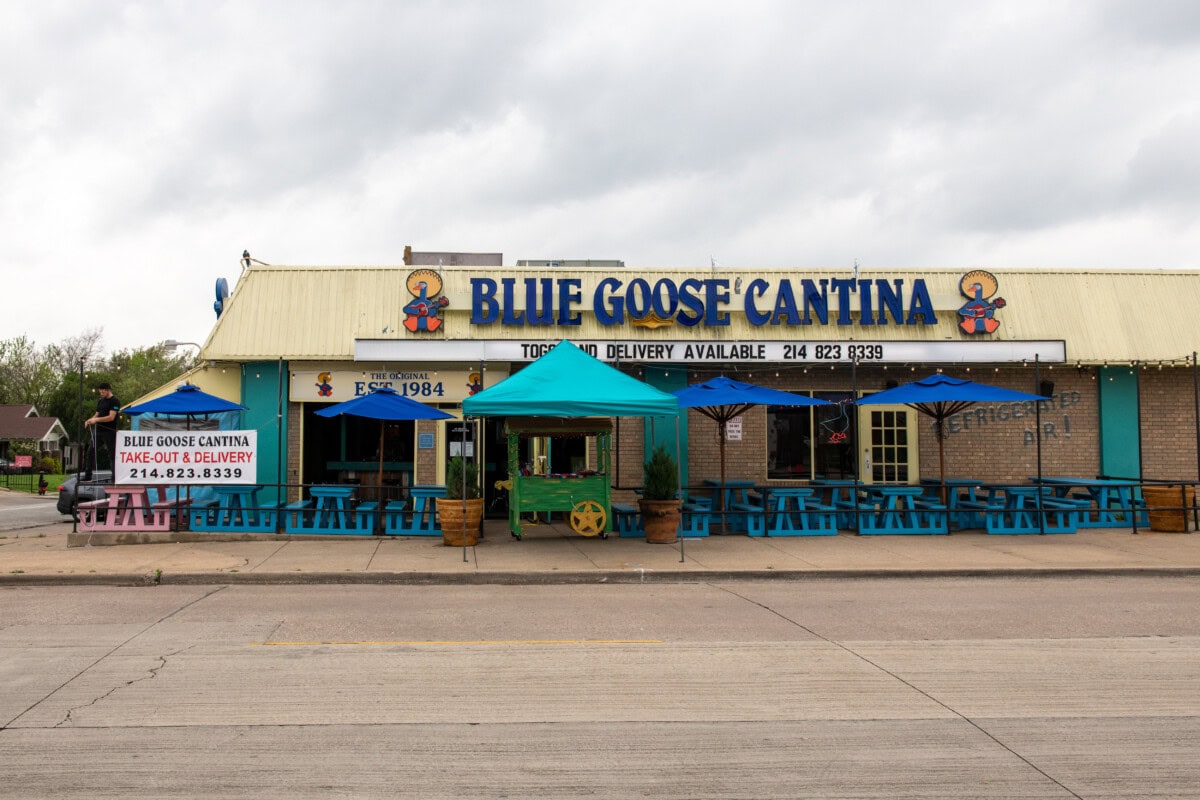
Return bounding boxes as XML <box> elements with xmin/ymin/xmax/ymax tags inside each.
<box><xmin>114</xmin><ymin>430</ymin><xmax>258</xmax><ymax>484</ymax></box>
<box><xmin>726</xmin><ymin>417</ymin><xmax>743</xmax><ymax>441</ymax></box>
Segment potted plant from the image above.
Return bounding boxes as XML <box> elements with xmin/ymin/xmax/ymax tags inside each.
<box><xmin>437</xmin><ymin>456</ymin><xmax>484</xmax><ymax>546</ymax></box>
<box><xmin>639</xmin><ymin>444</ymin><xmax>681</xmax><ymax>543</ymax></box>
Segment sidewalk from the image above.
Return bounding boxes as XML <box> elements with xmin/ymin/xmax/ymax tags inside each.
<box><xmin>2</xmin><ymin>516</ymin><xmax>1200</xmax><ymax>585</ymax></box>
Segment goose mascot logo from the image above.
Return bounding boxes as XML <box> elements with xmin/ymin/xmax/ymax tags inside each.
<box><xmin>957</xmin><ymin>270</ymin><xmax>1006</xmax><ymax>335</ymax></box>
<box><xmin>403</xmin><ymin>269</ymin><xmax>450</xmax><ymax>333</ymax></box>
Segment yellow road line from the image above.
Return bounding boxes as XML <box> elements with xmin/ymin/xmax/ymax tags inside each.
<box><xmin>250</xmin><ymin>639</ymin><xmax>662</xmax><ymax>647</ymax></box>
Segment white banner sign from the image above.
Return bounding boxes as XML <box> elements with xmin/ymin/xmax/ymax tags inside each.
<box><xmin>115</xmin><ymin>430</ymin><xmax>257</xmax><ymax>485</ymax></box>
<box><xmin>356</xmin><ymin>338</ymin><xmax>1067</xmax><ymax>364</ymax></box>
<box><xmin>291</xmin><ymin>369</ymin><xmax>506</xmax><ymax>403</ymax></box>
<box><xmin>725</xmin><ymin>416</ymin><xmax>743</xmax><ymax>441</ymax></box>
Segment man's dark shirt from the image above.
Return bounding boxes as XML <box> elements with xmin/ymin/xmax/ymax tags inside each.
<box><xmin>96</xmin><ymin>394</ymin><xmax>120</xmax><ymax>434</ymax></box>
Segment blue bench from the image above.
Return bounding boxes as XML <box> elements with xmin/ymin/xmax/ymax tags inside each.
<box><xmin>912</xmin><ymin>498</ymin><xmax>950</xmax><ymax>533</ymax></box>
<box><xmin>680</xmin><ymin>502</ymin><xmax>712</xmax><ymax>537</ymax></box>
<box><xmin>731</xmin><ymin>502</ymin><xmax>765</xmax><ymax>536</ymax></box>
<box><xmin>985</xmin><ymin>498</ymin><xmax>1079</xmax><ymax>534</ymax></box>
<box><xmin>188</xmin><ymin>498</ymin><xmax>282</xmax><ymax>533</ymax></box>
<box><xmin>763</xmin><ymin>499</ymin><xmax>839</xmax><ymax>536</ymax></box>
<box><xmin>354</xmin><ymin>501</ymin><xmax>378</xmax><ymax>534</ymax></box>
<box><xmin>953</xmin><ymin>499</ymin><xmax>992</xmax><ymax>529</ymax></box>
<box><xmin>383</xmin><ymin>498</ymin><xmax>441</xmax><ymax>536</ymax></box>
<box><xmin>283</xmin><ymin>498</ymin><xmax>370</xmax><ymax>535</ymax></box>
<box><xmin>855</xmin><ymin>501</ymin><xmax>949</xmax><ymax>535</ymax></box>
<box><xmin>612</xmin><ymin>503</ymin><xmax>643</xmax><ymax>537</ymax></box>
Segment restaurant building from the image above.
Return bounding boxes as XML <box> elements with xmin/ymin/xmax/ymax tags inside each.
<box><xmin>171</xmin><ymin>259</ymin><xmax>1200</xmax><ymax>510</ymax></box>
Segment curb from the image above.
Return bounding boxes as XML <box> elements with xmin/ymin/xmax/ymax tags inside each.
<box><xmin>3</xmin><ymin>566</ymin><xmax>1200</xmax><ymax>587</ymax></box>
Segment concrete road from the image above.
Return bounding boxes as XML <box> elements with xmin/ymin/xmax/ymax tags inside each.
<box><xmin>0</xmin><ymin>490</ymin><xmax>62</xmax><ymax>532</ymax></box>
<box><xmin>2</xmin><ymin>577</ymin><xmax>1198</xmax><ymax>798</ymax></box>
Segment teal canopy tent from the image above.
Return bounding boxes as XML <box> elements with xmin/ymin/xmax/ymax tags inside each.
<box><xmin>463</xmin><ymin>341</ymin><xmax>682</xmax><ymax>547</ymax></box>
<box><xmin>463</xmin><ymin>340</ymin><xmax>679</xmax><ymax>417</ymax></box>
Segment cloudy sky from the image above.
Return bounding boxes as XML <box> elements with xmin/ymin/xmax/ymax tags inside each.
<box><xmin>4</xmin><ymin>1</ymin><xmax>1199</xmax><ymax>355</ymax></box>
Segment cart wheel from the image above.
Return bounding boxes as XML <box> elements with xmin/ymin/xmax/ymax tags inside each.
<box><xmin>569</xmin><ymin>500</ymin><xmax>606</xmax><ymax>537</ymax></box>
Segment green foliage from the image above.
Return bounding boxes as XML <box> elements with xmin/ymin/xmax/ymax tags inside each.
<box><xmin>29</xmin><ymin>337</ymin><xmax>196</xmax><ymax>436</ymax></box>
<box><xmin>643</xmin><ymin>444</ymin><xmax>679</xmax><ymax>501</ymax></box>
<box><xmin>445</xmin><ymin>456</ymin><xmax>481</xmax><ymax>500</ymax></box>
<box><xmin>0</xmin><ymin>336</ymin><xmax>59</xmax><ymax>409</ymax></box>
<box><xmin>7</xmin><ymin>439</ymin><xmax>36</xmax><ymax>457</ymax></box>
<box><xmin>0</xmin><ymin>332</ymin><xmax>201</xmax><ymax>448</ymax></box>
<box><xmin>38</xmin><ymin>456</ymin><xmax>61</xmax><ymax>474</ymax></box>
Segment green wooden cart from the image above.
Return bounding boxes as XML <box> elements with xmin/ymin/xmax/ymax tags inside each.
<box><xmin>503</xmin><ymin>418</ymin><xmax>613</xmax><ymax>539</ymax></box>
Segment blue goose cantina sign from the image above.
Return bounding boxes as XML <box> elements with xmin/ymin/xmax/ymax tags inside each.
<box><xmin>358</xmin><ymin>270</ymin><xmax>1067</xmax><ymax>364</ymax></box>
<box><xmin>469</xmin><ymin>275</ymin><xmax>936</xmax><ymax>328</ymax></box>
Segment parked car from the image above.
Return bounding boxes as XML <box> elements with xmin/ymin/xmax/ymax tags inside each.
<box><xmin>0</xmin><ymin>457</ymin><xmax>16</xmax><ymax>474</ymax></box>
<box><xmin>56</xmin><ymin>471</ymin><xmax>113</xmax><ymax>517</ymax></box>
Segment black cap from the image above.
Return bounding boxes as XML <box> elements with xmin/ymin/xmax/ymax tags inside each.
<box><xmin>96</xmin><ymin>381</ymin><xmax>111</xmax><ymax>391</ymax></box>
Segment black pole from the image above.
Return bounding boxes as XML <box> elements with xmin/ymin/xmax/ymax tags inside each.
<box><xmin>676</xmin><ymin>415</ymin><xmax>685</xmax><ymax>563</ymax></box>
<box><xmin>74</xmin><ymin>357</ymin><xmax>83</xmax><ymax>534</ymax></box>
<box><xmin>461</xmin><ymin>416</ymin><xmax>469</xmax><ymax>563</ymax></box>
<box><xmin>1035</xmin><ymin>356</ymin><xmax>1045</xmax><ymax>535</ymax></box>
<box><xmin>1135</xmin><ymin>360</ymin><xmax>1146</xmax><ymax>535</ymax></box>
<box><xmin>851</xmin><ymin>360</ymin><xmax>860</xmax><ymax>534</ymax></box>
<box><xmin>276</xmin><ymin>358</ymin><xmax>285</xmax><ymax>532</ymax></box>
<box><xmin>1193</xmin><ymin>352</ymin><xmax>1199</xmax><ymax>532</ymax></box>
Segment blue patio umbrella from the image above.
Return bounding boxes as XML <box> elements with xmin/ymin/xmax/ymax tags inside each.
<box><xmin>315</xmin><ymin>386</ymin><xmax>454</xmax><ymax>489</ymax></box>
<box><xmin>857</xmin><ymin>374</ymin><xmax>1048</xmax><ymax>499</ymax></box>
<box><xmin>123</xmin><ymin>384</ymin><xmax>249</xmax><ymax>506</ymax></box>
<box><xmin>673</xmin><ymin>376</ymin><xmax>832</xmax><ymax>510</ymax></box>
<box><xmin>124</xmin><ymin>384</ymin><xmax>247</xmax><ymax>418</ymax></box>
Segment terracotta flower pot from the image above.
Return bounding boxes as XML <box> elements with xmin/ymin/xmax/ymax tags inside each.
<box><xmin>437</xmin><ymin>497</ymin><xmax>484</xmax><ymax>546</ymax></box>
<box><xmin>639</xmin><ymin>498</ymin><xmax>680</xmax><ymax>544</ymax></box>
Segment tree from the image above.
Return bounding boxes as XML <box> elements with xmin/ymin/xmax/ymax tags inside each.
<box><xmin>44</xmin><ymin>344</ymin><xmax>195</xmax><ymax>436</ymax></box>
<box><xmin>0</xmin><ymin>335</ymin><xmax>62</xmax><ymax>410</ymax></box>
<box><xmin>106</xmin><ymin>344</ymin><xmax>196</xmax><ymax>413</ymax></box>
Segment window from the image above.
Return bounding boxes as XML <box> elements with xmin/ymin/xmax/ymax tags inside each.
<box><xmin>767</xmin><ymin>392</ymin><xmax>856</xmax><ymax>480</ymax></box>
<box><xmin>867</xmin><ymin>409</ymin><xmax>910</xmax><ymax>483</ymax></box>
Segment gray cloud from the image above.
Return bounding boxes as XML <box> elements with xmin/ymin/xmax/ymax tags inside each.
<box><xmin>2</xmin><ymin>1</ymin><xmax>1199</xmax><ymax>351</ymax></box>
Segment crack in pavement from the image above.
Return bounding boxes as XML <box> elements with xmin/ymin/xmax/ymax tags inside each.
<box><xmin>56</xmin><ymin>644</ymin><xmax>193</xmax><ymax>728</ymax></box>
<box><xmin>713</xmin><ymin>583</ymin><xmax>1086</xmax><ymax>800</ymax></box>
<box><xmin>1</xmin><ymin>585</ymin><xmax>228</xmax><ymax>731</ymax></box>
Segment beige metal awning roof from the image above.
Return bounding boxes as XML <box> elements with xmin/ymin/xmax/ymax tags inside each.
<box><xmin>199</xmin><ymin>265</ymin><xmax>1200</xmax><ymax>364</ymax></box>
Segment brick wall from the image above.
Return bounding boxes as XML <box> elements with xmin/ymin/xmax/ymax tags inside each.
<box><xmin>1140</xmin><ymin>367</ymin><xmax>1200</xmax><ymax>481</ymax></box>
<box><xmin>286</xmin><ymin>401</ymin><xmax>302</xmax><ymax>500</ymax></box>
<box><xmin>414</xmin><ymin>419</ymin><xmax>439</xmax><ymax>483</ymax></box>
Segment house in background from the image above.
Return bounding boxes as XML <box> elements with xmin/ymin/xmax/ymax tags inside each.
<box><xmin>0</xmin><ymin>405</ymin><xmax>70</xmax><ymax>470</ymax></box>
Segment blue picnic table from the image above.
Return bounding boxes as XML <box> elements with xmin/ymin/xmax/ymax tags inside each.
<box><xmin>983</xmin><ymin>485</ymin><xmax>1079</xmax><ymax>534</ymax></box>
<box><xmin>855</xmin><ymin>485</ymin><xmax>948</xmax><ymax>535</ymax></box>
<box><xmin>384</xmin><ymin>485</ymin><xmax>447</xmax><ymax>536</ymax></box>
<box><xmin>189</xmin><ymin>484</ymin><xmax>280</xmax><ymax>533</ymax></box>
<box><xmin>919</xmin><ymin>477</ymin><xmax>987</xmax><ymax>529</ymax></box>
<box><xmin>758</xmin><ymin>487</ymin><xmax>837</xmax><ymax>536</ymax></box>
<box><xmin>705</xmin><ymin>478</ymin><xmax>757</xmax><ymax>531</ymax></box>
<box><xmin>810</xmin><ymin>479</ymin><xmax>860</xmax><ymax>529</ymax></box>
<box><xmin>1031</xmin><ymin>477</ymin><xmax>1148</xmax><ymax>528</ymax></box>
<box><xmin>285</xmin><ymin>485</ymin><xmax>374</xmax><ymax>535</ymax></box>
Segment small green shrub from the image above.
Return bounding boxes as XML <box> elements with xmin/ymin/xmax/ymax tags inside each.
<box><xmin>445</xmin><ymin>456</ymin><xmax>481</xmax><ymax>500</ymax></box>
<box><xmin>643</xmin><ymin>444</ymin><xmax>679</xmax><ymax>501</ymax></box>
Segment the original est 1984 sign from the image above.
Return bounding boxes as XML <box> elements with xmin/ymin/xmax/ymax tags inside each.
<box><xmin>290</xmin><ymin>369</ymin><xmax>506</xmax><ymax>403</ymax></box>
<box><xmin>115</xmin><ymin>430</ymin><xmax>257</xmax><ymax>485</ymax></box>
